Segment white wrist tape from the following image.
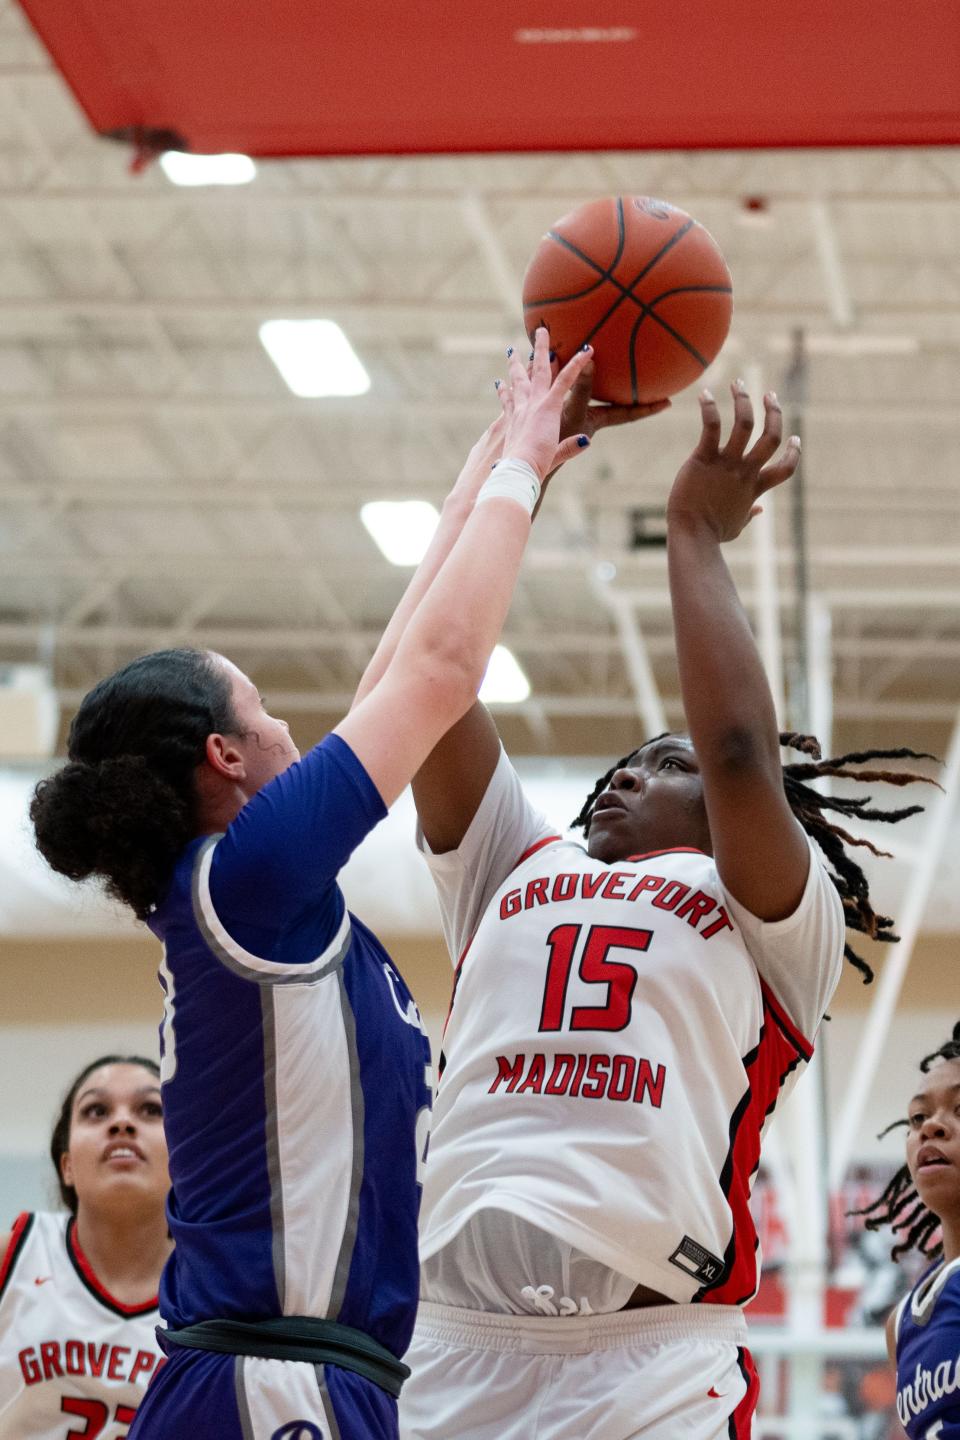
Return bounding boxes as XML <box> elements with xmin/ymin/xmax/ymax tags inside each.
<box><xmin>475</xmin><ymin>457</ymin><xmax>541</xmax><ymax>516</ymax></box>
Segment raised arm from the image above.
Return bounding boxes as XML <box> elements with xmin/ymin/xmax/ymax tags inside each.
<box><xmin>666</xmin><ymin>381</ymin><xmax>808</xmax><ymax>920</ymax></box>
<box><xmin>335</xmin><ymin>331</ymin><xmax>592</xmax><ymax>810</ymax></box>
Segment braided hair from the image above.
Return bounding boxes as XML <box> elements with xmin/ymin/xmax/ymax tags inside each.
<box><xmin>30</xmin><ymin>649</ymin><xmax>238</xmax><ymax>921</ymax></box>
<box><xmin>570</xmin><ymin>731</ymin><xmax>938</xmax><ymax>983</ymax></box>
<box><xmin>848</xmin><ymin>1022</ymin><xmax>960</xmax><ymax>1261</ymax></box>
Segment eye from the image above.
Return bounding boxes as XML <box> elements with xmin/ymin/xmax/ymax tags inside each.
<box><xmin>80</xmin><ymin>1102</ymin><xmax>106</xmax><ymax>1120</ymax></box>
<box><xmin>660</xmin><ymin>757</ymin><xmax>685</xmax><ymax>772</ymax></box>
<box><xmin>908</xmin><ymin>1112</ymin><xmax>926</xmax><ymax>1128</ymax></box>
<box><xmin>141</xmin><ymin>1102</ymin><xmax>163</xmax><ymax>1118</ymax></box>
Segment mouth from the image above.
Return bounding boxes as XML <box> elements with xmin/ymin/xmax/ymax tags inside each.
<box><xmin>591</xmin><ymin>792</ymin><xmax>627</xmax><ymax>820</ymax></box>
<box><xmin>916</xmin><ymin>1147</ymin><xmax>951</xmax><ymax>1172</ymax></box>
<box><xmin>102</xmin><ymin>1143</ymin><xmax>145</xmax><ymax>1165</ymax></box>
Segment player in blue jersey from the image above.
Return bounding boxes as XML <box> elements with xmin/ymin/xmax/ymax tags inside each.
<box><xmin>29</xmin><ymin>331</ymin><xmax>595</xmax><ymax>1440</ymax></box>
<box><xmin>854</xmin><ymin>1022</ymin><xmax>960</xmax><ymax>1440</ymax></box>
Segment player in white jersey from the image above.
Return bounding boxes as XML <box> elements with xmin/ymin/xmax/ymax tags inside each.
<box><xmin>0</xmin><ymin>1055</ymin><xmax>171</xmax><ymax>1439</ymax></box>
<box><xmin>391</xmin><ymin>379</ymin><xmax>935</xmax><ymax>1439</ymax></box>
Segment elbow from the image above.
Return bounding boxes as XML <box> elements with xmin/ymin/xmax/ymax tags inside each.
<box><xmin>408</xmin><ymin>644</ymin><xmax>483</xmax><ymax>724</ymax></box>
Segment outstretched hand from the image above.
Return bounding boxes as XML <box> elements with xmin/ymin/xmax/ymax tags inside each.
<box><xmin>497</xmin><ymin>327</ymin><xmax>594</xmax><ymax>482</ymax></box>
<box><xmin>667</xmin><ymin>380</ymin><xmax>800</xmax><ymax>542</ymax></box>
<box><xmin>558</xmin><ymin>360</ymin><xmax>671</xmax><ymax>448</ymax></box>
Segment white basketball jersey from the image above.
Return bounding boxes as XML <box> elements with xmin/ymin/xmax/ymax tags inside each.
<box><xmin>418</xmin><ymin>749</ymin><xmax>845</xmax><ymax>1308</ymax></box>
<box><xmin>0</xmin><ymin>1212</ymin><xmax>164</xmax><ymax>1439</ymax></box>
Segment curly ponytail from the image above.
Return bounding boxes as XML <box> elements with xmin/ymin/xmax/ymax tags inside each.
<box><xmin>30</xmin><ymin>649</ymin><xmax>237</xmax><ymax>920</ymax></box>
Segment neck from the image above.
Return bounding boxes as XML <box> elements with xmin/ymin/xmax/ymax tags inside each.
<box><xmin>74</xmin><ymin>1201</ymin><xmax>172</xmax><ymax>1304</ymax></box>
<box><xmin>940</xmin><ymin>1212</ymin><xmax>960</xmax><ymax>1263</ymax></box>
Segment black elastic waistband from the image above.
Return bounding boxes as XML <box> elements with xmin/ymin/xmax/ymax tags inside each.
<box><xmin>161</xmin><ymin>1316</ymin><xmax>410</xmax><ymax>1398</ymax></box>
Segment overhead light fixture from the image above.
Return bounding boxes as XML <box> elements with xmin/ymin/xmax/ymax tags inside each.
<box><xmin>360</xmin><ymin>501</ymin><xmax>439</xmax><ymax>566</ymax></box>
<box><xmin>159</xmin><ymin>151</ymin><xmax>256</xmax><ymax>186</ymax></box>
<box><xmin>479</xmin><ymin>645</ymin><xmax>531</xmax><ymax>704</ymax></box>
<box><xmin>260</xmin><ymin>319</ymin><xmax>371</xmax><ymax>398</ymax></box>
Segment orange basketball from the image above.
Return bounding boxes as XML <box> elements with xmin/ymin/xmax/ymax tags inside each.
<box><xmin>522</xmin><ymin>196</ymin><xmax>733</xmax><ymax>405</ymax></box>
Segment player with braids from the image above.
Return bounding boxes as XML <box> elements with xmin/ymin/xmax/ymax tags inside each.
<box><xmin>571</xmin><ymin>732</ymin><xmax>935</xmax><ymax>983</ymax></box>
<box><xmin>850</xmin><ymin>1024</ymin><xmax>960</xmax><ymax>1438</ymax></box>
<box><xmin>387</xmin><ymin>377</ymin><xmax>936</xmax><ymax>1440</ymax></box>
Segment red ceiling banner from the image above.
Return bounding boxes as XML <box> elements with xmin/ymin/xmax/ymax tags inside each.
<box><xmin>17</xmin><ymin>1</ymin><xmax>960</xmax><ymax>156</ymax></box>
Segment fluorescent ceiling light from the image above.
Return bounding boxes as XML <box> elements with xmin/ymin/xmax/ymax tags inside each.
<box><xmin>360</xmin><ymin>501</ymin><xmax>439</xmax><ymax>566</ymax></box>
<box><xmin>260</xmin><ymin>320</ymin><xmax>371</xmax><ymax>398</ymax></box>
<box><xmin>159</xmin><ymin>151</ymin><xmax>256</xmax><ymax>186</ymax></box>
<box><xmin>480</xmin><ymin>645</ymin><xmax>531</xmax><ymax>704</ymax></box>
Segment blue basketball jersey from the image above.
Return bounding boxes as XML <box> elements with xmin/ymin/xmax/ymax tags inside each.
<box><xmin>147</xmin><ymin>733</ymin><xmax>433</xmax><ymax>1359</ymax></box>
<box><xmin>895</xmin><ymin>1255</ymin><xmax>960</xmax><ymax>1439</ymax></box>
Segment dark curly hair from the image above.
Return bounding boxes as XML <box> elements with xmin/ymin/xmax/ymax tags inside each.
<box><xmin>50</xmin><ymin>1054</ymin><xmax>162</xmax><ymax>1216</ymax></box>
<box><xmin>848</xmin><ymin>1022</ymin><xmax>960</xmax><ymax>1262</ymax></box>
<box><xmin>30</xmin><ymin>649</ymin><xmax>238</xmax><ymax>920</ymax></box>
<box><xmin>571</xmin><ymin>731</ymin><xmax>938</xmax><ymax>983</ymax></box>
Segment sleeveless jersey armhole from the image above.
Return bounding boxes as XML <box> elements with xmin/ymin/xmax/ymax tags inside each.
<box><xmin>192</xmin><ymin>836</ymin><xmax>352</xmax><ymax>985</ymax></box>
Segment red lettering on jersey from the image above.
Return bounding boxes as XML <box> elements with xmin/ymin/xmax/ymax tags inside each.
<box><xmin>701</xmin><ymin>905</ymin><xmax>734</xmax><ymax>940</ymax></box>
<box><xmin>626</xmin><ymin>874</ymin><xmax>665</xmax><ymax>902</ymax></box>
<box><xmin>19</xmin><ymin>1347</ymin><xmax>40</xmax><ymax>1384</ymax></box>
<box><xmin>107</xmin><ymin>1345</ymin><xmax>130</xmax><ymax>1381</ymax></box>
<box><xmin>516</xmin><ymin>1054</ymin><xmax>546</xmax><ymax>1094</ymax></box>
<box><xmin>651</xmin><ymin>879</ymin><xmax>689</xmax><ymax>911</ymax></box>
<box><xmin>675</xmin><ymin>889</ymin><xmax>717</xmax><ymax>928</ymax></box>
<box><xmin>40</xmin><ymin>1341</ymin><xmax>63</xmax><ymax>1379</ymax></box>
<box><xmin>551</xmin><ymin>873</ymin><xmax>579</xmax><ymax>902</ymax></box>
<box><xmin>581</xmin><ymin>872</ymin><xmax>606</xmax><ymax>900</ymax></box>
<box><xmin>569</xmin><ymin>1053</ymin><xmax>587</xmax><ymax>1097</ymax></box>
<box><xmin>489</xmin><ymin>1054</ymin><xmax>525</xmax><ymax>1093</ymax></box>
<box><xmin>129</xmin><ymin>1349</ymin><xmax>157</xmax><ymax>1384</ymax></box>
<box><xmin>524</xmin><ymin>878</ymin><xmax>550</xmax><ymax>910</ymax></box>
<box><xmin>500</xmin><ymin>888</ymin><xmax>522</xmax><ymax>919</ymax></box>
<box><xmin>87</xmin><ymin>1342</ymin><xmax>108</xmax><ymax>1376</ymax></box>
<box><xmin>64</xmin><ymin>1339</ymin><xmax>84</xmax><ymax>1374</ymax></box>
<box><xmin>545</xmin><ymin>1054</ymin><xmax>576</xmax><ymax>1094</ymax></box>
<box><xmin>608</xmin><ymin>1054</ymin><xmax>636</xmax><ymax>1102</ymax></box>
<box><xmin>601</xmin><ymin>871</ymin><xmax>630</xmax><ymax>900</ymax></box>
<box><xmin>580</xmin><ymin>1054</ymin><xmax>610</xmax><ymax>1098</ymax></box>
<box><xmin>635</xmin><ymin>1059</ymin><xmax>666</xmax><ymax>1107</ymax></box>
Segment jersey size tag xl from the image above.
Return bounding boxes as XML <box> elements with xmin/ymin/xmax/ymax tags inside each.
<box><xmin>669</xmin><ymin>1236</ymin><xmax>726</xmax><ymax>1286</ymax></box>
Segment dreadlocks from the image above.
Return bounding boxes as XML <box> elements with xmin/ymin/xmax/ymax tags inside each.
<box><xmin>570</xmin><ymin>732</ymin><xmax>939</xmax><ymax>984</ymax></box>
<box><xmin>849</xmin><ymin>1022</ymin><xmax>960</xmax><ymax>1262</ymax></box>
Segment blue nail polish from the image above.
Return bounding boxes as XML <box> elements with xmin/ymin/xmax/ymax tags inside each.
<box><xmin>528</xmin><ymin>351</ymin><xmax>534</xmax><ymax>362</ymax></box>
<box><xmin>549</xmin><ymin>350</ymin><xmax>557</xmax><ymax>362</ymax></box>
<box><xmin>577</xmin><ymin>435</ymin><xmax>590</xmax><ymax>448</ymax></box>
<box><xmin>506</xmin><ymin>347</ymin><xmax>514</xmax><ymax>357</ymax></box>
<box><xmin>494</xmin><ymin>379</ymin><xmax>501</xmax><ymax>390</ymax></box>
<box><xmin>581</xmin><ymin>344</ymin><xmax>592</xmax><ymax>352</ymax></box>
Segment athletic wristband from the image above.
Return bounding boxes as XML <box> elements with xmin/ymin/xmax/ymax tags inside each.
<box><xmin>475</xmin><ymin>457</ymin><xmax>541</xmax><ymax>516</ymax></box>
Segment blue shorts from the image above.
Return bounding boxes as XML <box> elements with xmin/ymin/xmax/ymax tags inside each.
<box><xmin>129</xmin><ymin>1346</ymin><xmax>398</xmax><ymax>1440</ymax></box>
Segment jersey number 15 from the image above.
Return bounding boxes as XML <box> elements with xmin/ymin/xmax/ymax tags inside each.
<box><xmin>538</xmin><ymin>923</ymin><xmax>652</xmax><ymax>1033</ymax></box>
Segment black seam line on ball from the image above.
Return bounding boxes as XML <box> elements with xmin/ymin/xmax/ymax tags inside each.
<box><xmin>523</xmin><ymin>197</ymin><xmax>628</xmax><ymax>308</ymax></box>
<box><xmin>571</xmin><ymin>218</ymin><xmax>697</xmax><ymax>353</ymax></box>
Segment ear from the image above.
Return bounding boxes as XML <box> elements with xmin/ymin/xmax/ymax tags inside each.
<box><xmin>204</xmin><ymin>732</ymin><xmax>248</xmax><ymax>782</ymax></box>
<box><xmin>60</xmin><ymin>1149</ymin><xmax>74</xmax><ymax>1188</ymax></box>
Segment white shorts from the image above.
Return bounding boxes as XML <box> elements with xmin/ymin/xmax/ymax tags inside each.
<box><xmin>399</xmin><ymin>1302</ymin><xmax>758</xmax><ymax>1440</ymax></box>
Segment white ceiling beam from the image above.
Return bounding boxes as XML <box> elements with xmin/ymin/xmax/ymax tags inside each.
<box><xmin>808</xmin><ymin>198</ymin><xmax>855</xmax><ymax>328</ymax></box>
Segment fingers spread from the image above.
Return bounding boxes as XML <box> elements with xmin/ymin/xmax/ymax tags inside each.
<box><xmin>721</xmin><ymin>379</ymin><xmax>755</xmax><ymax>459</ymax></box>
<box><xmin>693</xmin><ymin>388</ymin><xmax>722</xmax><ymax>460</ymax></box>
<box><xmin>745</xmin><ymin>392</ymin><xmax>783</xmax><ymax>468</ymax></box>
<box><xmin>756</xmin><ymin>435</ymin><xmax>801</xmax><ymax>494</ymax></box>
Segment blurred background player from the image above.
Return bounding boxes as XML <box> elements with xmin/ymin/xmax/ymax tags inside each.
<box><xmin>0</xmin><ymin>1055</ymin><xmax>170</xmax><ymax>1438</ymax></box>
<box><xmin>854</xmin><ymin>1022</ymin><xmax>960</xmax><ymax>1440</ymax></box>
<box><xmin>391</xmin><ymin>381</ymin><xmax>935</xmax><ymax>1440</ymax></box>
<box><xmin>29</xmin><ymin>332</ymin><xmax>593</xmax><ymax>1440</ymax></box>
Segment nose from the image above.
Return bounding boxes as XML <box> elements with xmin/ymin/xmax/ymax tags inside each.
<box><xmin>610</xmin><ymin>767</ymin><xmax>642</xmax><ymax>792</ymax></box>
<box><xmin>109</xmin><ymin>1113</ymin><xmax>137</xmax><ymax>1136</ymax></box>
<box><xmin>920</xmin><ymin>1112</ymin><xmax>947</xmax><ymax>1139</ymax></box>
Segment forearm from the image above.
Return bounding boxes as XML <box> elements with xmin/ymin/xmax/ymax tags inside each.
<box><xmin>667</xmin><ymin>514</ymin><xmax>780</xmax><ymax>768</ymax></box>
<box><xmin>351</xmin><ymin>488</ymin><xmax>474</xmax><ymax>709</ymax></box>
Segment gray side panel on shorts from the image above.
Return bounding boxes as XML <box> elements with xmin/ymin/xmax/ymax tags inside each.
<box><xmin>314</xmin><ymin>1365</ymin><xmax>343</xmax><ymax>1440</ymax></box>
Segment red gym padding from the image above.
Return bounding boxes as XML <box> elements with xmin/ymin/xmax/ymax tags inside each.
<box><xmin>16</xmin><ymin>0</ymin><xmax>960</xmax><ymax>156</ymax></box>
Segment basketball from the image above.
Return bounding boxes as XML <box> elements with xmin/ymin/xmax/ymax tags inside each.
<box><xmin>522</xmin><ymin>196</ymin><xmax>733</xmax><ymax>405</ymax></box>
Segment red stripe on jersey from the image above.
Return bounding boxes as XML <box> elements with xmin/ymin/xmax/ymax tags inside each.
<box><xmin>697</xmin><ymin>994</ymin><xmax>809</xmax><ymax>1306</ymax></box>
<box><xmin>758</xmin><ymin>977</ymin><xmax>814</xmax><ymax>1061</ymax></box>
<box><xmin>0</xmin><ymin>1211</ymin><xmax>33</xmax><ymax>1301</ymax></box>
<box><xmin>67</xmin><ymin>1219</ymin><xmax>159</xmax><ymax>1317</ymax></box>
<box><xmin>514</xmin><ymin>834</ymin><xmax>562</xmax><ymax>869</ymax></box>
<box><xmin>727</xmin><ymin>1347</ymin><xmax>760</xmax><ymax>1439</ymax></box>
